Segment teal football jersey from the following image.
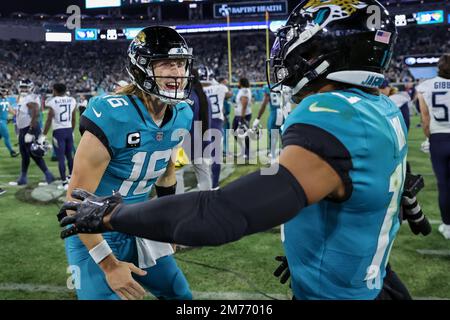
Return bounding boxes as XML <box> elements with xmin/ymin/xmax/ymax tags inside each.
<box><xmin>263</xmin><ymin>85</ymin><xmax>282</xmax><ymax>111</ymax></box>
<box><xmin>81</xmin><ymin>94</ymin><xmax>193</xmax><ymax>204</ymax></box>
<box><xmin>0</xmin><ymin>98</ymin><xmax>10</xmax><ymax>121</ymax></box>
<box><xmin>282</xmin><ymin>88</ymin><xmax>408</xmax><ymax>299</ymax></box>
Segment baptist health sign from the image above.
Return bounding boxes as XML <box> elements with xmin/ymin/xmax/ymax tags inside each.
<box><xmin>214</xmin><ymin>1</ymin><xmax>288</xmax><ymax>19</ymax></box>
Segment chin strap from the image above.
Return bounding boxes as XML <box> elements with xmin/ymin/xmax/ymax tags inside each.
<box><xmin>291</xmin><ymin>60</ymin><xmax>330</xmax><ymax>97</ymax></box>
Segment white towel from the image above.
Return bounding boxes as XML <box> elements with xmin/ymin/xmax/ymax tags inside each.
<box><xmin>135</xmin><ymin>237</ymin><xmax>174</xmax><ymax>269</ymax></box>
<box><xmin>276</xmin><ymin>108</ymin><xmax>284</xmax><ymax>127</ymax></box>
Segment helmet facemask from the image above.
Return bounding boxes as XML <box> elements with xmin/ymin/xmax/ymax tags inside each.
<box><xmin>0</xmin><ymin>87</ymin><xmax>8</xmax><ymax>97</ymax></box>
<box><xmin>18</xmin><ymin>79</ymin><xmax>34</xmax><ymax>95</ymax></box>
<box><xmin>128</xmin><ymin>47</ymin><xmax>194</xmax><ymax>106</ymax></box>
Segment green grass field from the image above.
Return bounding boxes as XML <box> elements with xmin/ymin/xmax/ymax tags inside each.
<box><xmin>0</xmin><ymin>104</ymin><xmax>449</xmax><ymax>300</ymax></box>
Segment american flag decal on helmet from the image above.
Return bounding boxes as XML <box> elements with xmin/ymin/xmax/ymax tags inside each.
<box><xmin>375</xmin><ymin>30</ymin><xmax>392</xmax><ymax>44</ymax></box>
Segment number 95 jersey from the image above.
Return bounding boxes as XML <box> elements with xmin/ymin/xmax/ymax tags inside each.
<box><xmin>80</xmin><ymin>94</ymin><xmax>193</xmax><ymax>204</ymax></box>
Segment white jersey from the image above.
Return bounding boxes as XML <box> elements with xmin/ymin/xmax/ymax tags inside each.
<box><xmin>235</xmin><ymin>88</ymin><xmax>252</xmax><ymax>117</ymax></box>
<box><xmin>16</xmin><ymin>94</ymin><xmax>40</xmax><ymax>129</ymax></box>
<box><xmin>203</xmin><ymin>82</ymin><xmax>229</xmax><ymax>121</ymax></box>
<box><xmin>281</xmin><ymin>87</ymin><xmax>294</xmax><ymax>117</ymax></box>
<box><xmin>417</xmin><ymin>76</ymin><xmax>450</xmax><ymax>134</ymax></box>
<box><xmin>389</xmin><ymin>92</ymin><xmax>411</xmax><ymax>109</ymax></box>
<box><xmin>46</xmin><ymin>96</ymin><xmax>77</xmax><ymax>130</ymax></box>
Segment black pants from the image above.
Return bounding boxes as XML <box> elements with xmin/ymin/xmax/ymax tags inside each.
<box><xmin>429</xmin><ymin>133</ymin><xmax>450</xmax><ymax>225</ymax></box>
<box><xmin>375</xmin><ymin>264</ymin><xmax>412</xmax><ymax>300</ymax></box>
<box><xmin>18</xmin><ymin>126</ymin><xmax>49</xmax><ymax>176</ymax></box>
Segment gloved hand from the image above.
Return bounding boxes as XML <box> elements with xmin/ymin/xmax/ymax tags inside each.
<box><xmin>59</xmin><ymin>189</ymin><xmax>123</xmax><ymax>239</ymax></box>
<box><xmin>37</xmin><ymin>134</ymin><xmax>46</xmax><ymax>144</ymax></box>
<box><xmin>235</xmin><ymin>120</ymin><xmax>250</xmax><ymax>139</ymax></box>
<box><xmin>273</xmin><ymin>256</ymin><xmax>290</xmax><ymax>285</ymax></box>
<box><xmin>252</xmin><ymin>118</ymin><xmax>260</xmax><ymax>130</ymax></box>
<box><xmin>24</xmin><ymin>133</ymin><xmax>35</xmax><ymax>144</ymax></box>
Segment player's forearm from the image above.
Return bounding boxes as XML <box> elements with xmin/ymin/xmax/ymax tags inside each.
<box><xmin>67</xmin><ymin>181</ymin><xmax>106</xmax><ymax>251</ymax></box>
<box><xmin>422</xmin><ymin>121</ymin><xmax>430</xmax><ymax>138</ymax></box>
<box><xmin>108</xmin><ymin>166</ymin><xmax>307</xmax><ymax>246</ymax></box>
<box><xmin>68</xmin><ymin>140</ymin><xmax>116</xmax><ymax>268</ymax></box>
<box><xmin>43</xmin><ymin>119</ymin><xmax>52</xmax><ymax>136</ymax></box>
<box><xmin>155</xmin><ymin>165</ymin><xmax>176</xmax><ymax>187</ymax></box>
<box><xmin>257</xmin><ymin>104</ymin><xmax>267</xmax><ymax>120</ymax></box>
<box><xmin>30</xmin><ymin>108</ymin><xmax>39</xmax><ymax>129</ymax></box>
<box><xmin>420</xmin><ymin>113</ymin><xmax>431</xmax><ymax>138</ymax></box>
<box><xmin>241</xmin><ymin>103</ymin><xmax>247</xmax><ymax>118</ymax></box>
<box><xmin>68</xmin><ymin>183</ymin><xmax>119</xmax><ymax>270</ymax></box>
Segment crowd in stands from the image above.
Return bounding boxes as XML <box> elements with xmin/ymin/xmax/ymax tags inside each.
<box><xmin>0</xmin><ymin>26</ymin><xmax>449</xmax><ymax>94</ymax></box>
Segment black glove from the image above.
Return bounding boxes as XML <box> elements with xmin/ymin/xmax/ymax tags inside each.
<box><xmin>273</xmin><ymin>256</ymin><xmax>290</xmax><ymax>285</ymax></box>
<box><xmin>58</xmin><ymin>189</ymin><xmax>123</xmax><ymax>239</ymax></box>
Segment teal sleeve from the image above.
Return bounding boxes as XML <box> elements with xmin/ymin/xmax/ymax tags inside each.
<box><xmin>80</xmin><ymin>96</ymin><xmax>125</xmax><ymax>156</ymax></box>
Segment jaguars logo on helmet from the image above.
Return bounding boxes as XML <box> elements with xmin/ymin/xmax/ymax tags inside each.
<box><xmin>267</xmin><ymin>0</ymin><xmax>396</xmax><ymax>102</ymax></box>
<box><xmin>304</xmin><ymin>0</ymin><xmax>368</xmax><ymax>16</ymax></box>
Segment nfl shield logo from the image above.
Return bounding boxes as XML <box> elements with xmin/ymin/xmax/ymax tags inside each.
<box><xmin>156</xmin><ymin>132</ymin><xmax>164</xmax><ymax>141</ymax></box>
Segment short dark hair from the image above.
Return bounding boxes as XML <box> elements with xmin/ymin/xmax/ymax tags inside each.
<box><xmin>239</xmin><ymin>78</ymin><xmax>250</xmax><ymax>88</ymax></box>
<box><xmin>438</xmin><ymin>54</ymin><xmax>450</xmax><ymax>79</ymax></box>
<box><xmin>53</xmin><ymin>83</ymin><xmax>66</xmax><ymax>95</ymax></box>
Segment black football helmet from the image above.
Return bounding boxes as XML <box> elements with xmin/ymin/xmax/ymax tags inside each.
<box><xmin>197</xmin><ymin>65</ymin><xmax>215</xmax><ymax>83</ymax></box>
<box><xmin>267</xmin><ymin>0</ymin><xmax>397</xmax><ymax>102</ymax></box>
<box><xmin>18</xmin><ymin>79</ymin><xmax>34</xmax><ymax>94</ymax></box>
<box><xmin>30</xmin><ymin>138</ymin><xmax>51</xmax><ymax>158</ymax></box>
<box><xmin>0</xmin><ymin>83</ymin><xmax>8</xmax><ymax>97</ymax></box>
<box><xmin>127</xmin><ymin>26</ymin><xmax>194</xmax><ymax>105</ymax></box>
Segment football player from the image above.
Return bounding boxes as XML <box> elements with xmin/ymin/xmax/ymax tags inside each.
<box><xmin>219</xmin><ymin>78</ymin><xmax>232</xmax><ymax>157</ymax></box>
<box><xmin>61</xmin><ymin>1</ymin><xmax>410</xmax><ymax>300</ymax></box>
<box><xmin>176</xmin><ymin>69</ymin><xmax>212</xmax><ymax>193</ymax></box>
<box><xmin>417</xmin><ymin>54</ymin><xmax>450</xmax><ymax>240</ymax></box>
<box><xmin>9</xmin><ymin>79</ymin><xmax>54</xmax><ymax>186</ymax></box>
<box><xmin>199</xmin><ymin>66</ymin><xmax>233</xmax><ymax>189</ymax></box>
<box><xmin>253</xmin><ymin>85</ymin><xmax>284</xmax><ymax>159</ymax></box>
<box><xmin>43</xmin><ymin>83</ymin><xmax>77</xmax><ymax>190</ymax></box>
<box><xmin>380</xmin><ymin>81</ymin><xmax>411</xmax><ymax>131</ymax></box>
<box><xmin>233</xmin><ymin>78</ymin><xmax>252</xmax><ymax>160</ymax></box>
<box><xmin>60</xmin><ymin>26</ymin><xmax>194</xmax><ymax>300</ymax></box>
<box><xmin>78</xmin><ymin>95</ymin><xmax>88</xmax><ymax>116</ymax></box>
<box><xmin>0</xmin><ymin>84</ymin><xmax>18</xmax><ymax>157</ymax></box>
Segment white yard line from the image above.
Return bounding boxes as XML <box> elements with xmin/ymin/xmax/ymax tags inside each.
<box><xmin>0</xmin><ymin>283</ymin><xmax>446</xmax><ymax>300</ymax></box>
<box><xmin>416</xmin><ymin>249</ymin><xmax>450</xmax><ymax>257</ymax></box>
<box><xmin>0</xmin><ymin>283</ymin><xmax>289</xmax><ymax>300</ymax></box>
